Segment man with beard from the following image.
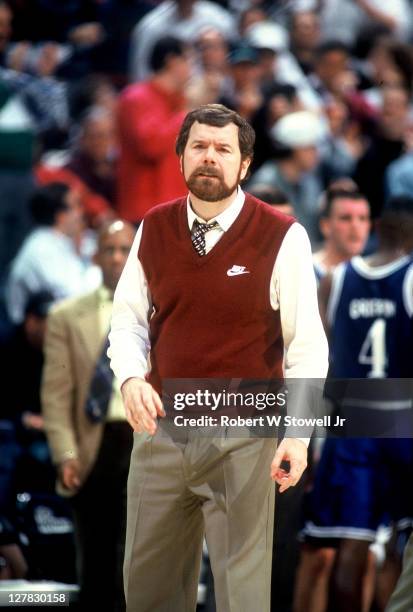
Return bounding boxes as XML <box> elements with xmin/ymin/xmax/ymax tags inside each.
<box><xmin>109</xmin><ymin>104</ymin><xmax>328</xmax><ymax>611</ymax></box>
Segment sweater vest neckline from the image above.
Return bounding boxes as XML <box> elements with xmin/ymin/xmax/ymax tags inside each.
<box><xmin>178</xmin><ymin>196</ymin><xmax>254</xmax><ymax>266</ymax></box>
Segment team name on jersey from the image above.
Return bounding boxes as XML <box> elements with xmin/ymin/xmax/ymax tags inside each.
<box><xmin>349</xmin><ymin>299</ymin><xmax>396</xmax><ymax>319</ymax></box>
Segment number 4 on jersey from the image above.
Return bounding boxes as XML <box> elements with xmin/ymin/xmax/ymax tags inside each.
<box><xmin>358</xmin><ymin>318</ymin><xmax>387</xmax><ymax>378</ymax></box>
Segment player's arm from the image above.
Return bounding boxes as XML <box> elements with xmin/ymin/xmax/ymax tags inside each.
<box><xmin>318</xmin><ymin>273</ymin><xmax>333</xmax><ymax>337</ymax></box>
<box><xmin>108</xmin><ymin>222</ymin><xmax>164</xmax><ymax>435</ymax></box>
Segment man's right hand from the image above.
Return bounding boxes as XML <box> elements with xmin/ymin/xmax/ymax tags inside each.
<box><xmin>59</xmin><ymin>459</ymin><xmax>81</xmax><ymax>492</ymax></box>
<box><xmin>121</xmin><ymin>378</ymin><xmax>165</xmax><ymax>435</ymax></box>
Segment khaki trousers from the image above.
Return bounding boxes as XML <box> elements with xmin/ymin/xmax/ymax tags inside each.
<box><xmin>386</xmin><ymin>531</ymin><xmax>413</xmax><ymax>612</ymax></box>
<box><xmin>124</xmin><ymin>426</ymin><xmax>277</xmax><ymax>612</ymax></box>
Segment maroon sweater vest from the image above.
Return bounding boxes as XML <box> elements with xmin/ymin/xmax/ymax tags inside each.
<box><xmin>138</xmin><ymin>193</ymin><xmax>295</xmax><ymax>393</ymax></box>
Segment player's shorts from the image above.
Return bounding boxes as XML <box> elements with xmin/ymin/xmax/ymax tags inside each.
<box><xmin>301</xmin><ymin>437</ymin><xmax>413</xmax><ymax>542</ymax></box>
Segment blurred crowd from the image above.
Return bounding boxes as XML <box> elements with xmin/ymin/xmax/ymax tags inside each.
<box><xmin>0</xmin><ymin>0</ymin><xmax>413</xmax><ymax>611</ymax></box>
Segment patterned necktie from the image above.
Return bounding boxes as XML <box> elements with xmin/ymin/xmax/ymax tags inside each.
<box><xmin>84</xmin><ymin>335</ymin><xmax>114</xmax><ymax>423</ymax></box>
<box><xmin>191</xmin><ymin>219</ymin><xmax>219</xmax><ymax>256</ymax></box>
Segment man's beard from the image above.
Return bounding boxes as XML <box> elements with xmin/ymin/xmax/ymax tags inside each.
<box><xmin>185</xmin><ymin>164</ymin><xmax>241</xmax><ymax>202</ymax></box>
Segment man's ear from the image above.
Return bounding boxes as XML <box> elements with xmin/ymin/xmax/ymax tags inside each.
<box><xmin>240</xmin><ymin>156</ymin><xmax>252</xmax><ymax>181</ymax></box>
<box><xmin>319</xmin><ymin>217</ymin><xmax>330</xmax><ymax>239</ymax></box>
<box><xmin>179</xmin><ymin>155</ymin><xmax>183</xmax><ymax>174</ymax></box>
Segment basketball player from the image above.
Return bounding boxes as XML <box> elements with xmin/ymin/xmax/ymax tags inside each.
<box><xmin>299</xmin><ymin>195</ymin><xmax>413</xmax><ymax>612</ymax></box>
<box><xmin>313</xmin><ymin>186</ymin><xmax>370</xmax><ymax>281</ymax></box>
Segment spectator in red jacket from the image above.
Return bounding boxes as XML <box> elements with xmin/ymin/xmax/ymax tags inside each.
<box><xmin>116</xmin><ymin>36</ymin><xmax>190</xmax><ymax>223</ymax></box>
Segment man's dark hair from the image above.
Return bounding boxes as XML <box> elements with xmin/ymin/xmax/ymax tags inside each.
<box><xmin>249</xmin><ymin>186</ymin><xmax>289</xmax><ymax>206</ymax></box>
<box><xmin>30</xmin><ymin>182</ymin><xmax>70</xmax><ymax>226</ymax></box>
<box><xmin>320</xmin><ymin>187</ymin><xmax>368</xmax><ymax>218</ymax></box>
<box><xmin>149</xmin><ymin>36</ymin><xmax>187</xmax><ymax>73</ymax></box>
<box><xmin>176</xmin><ymin>104</ymin><xmax>256</xmax><ymax>160</ymax></box>
<box><xmin>68</xmin><ymin>75</ymin><xmax>114</xmax><ymax>122</ymax></box>
<box><xmin>379</xmin><ymin>194</ymin><xmax>413</xmax><ymax>248</ymax></box>
<box><xmin>385</xmin><ymin>194</ymin><xmax>413</xmax><ymax>215</ymax></box>
<box><xmin>25</xmin><ymin>290</ymin><xmax>54</xmax><ymax>319</ymax></box>
<box><xmin>264</xmin><ymin>82</ymin><xmax>297</xmax><ymax>104</ymax></box>
<box><xmin>378</xmin><ymin>38</ymin><xmax>413</xmax><ymax>95</ymax></box>
<box><xmin>315</xmin><ymin>40</ymin><xmax>350</xmax><ymax>60</ymax></box>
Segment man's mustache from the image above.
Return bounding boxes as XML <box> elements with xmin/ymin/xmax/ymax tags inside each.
<box><xmin>194</xmin><ymin>167</ymin><xmax>222</xmax><ymax>178</ymax></box>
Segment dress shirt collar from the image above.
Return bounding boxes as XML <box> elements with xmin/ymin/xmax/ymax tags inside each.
<box><xmin>186</xmin><ymin>187</ymin><xmax>245</xmax><ymax>232</ymax></box>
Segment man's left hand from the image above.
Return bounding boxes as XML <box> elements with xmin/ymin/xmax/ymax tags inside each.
<box><xmin>270</xmin><ymin>438</ymin><xmax>308</xmax><ymax>492</ymax></box>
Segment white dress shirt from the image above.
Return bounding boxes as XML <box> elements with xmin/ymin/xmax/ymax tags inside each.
<box><xmin>109</xmin><ymin>189</ymin><xmax>329</xmax><ymax>444</ymax></box>
<box><xmin>7</xmin><ymin>227</ymin><xmax>101</xmax><ymax>324</ymax></box>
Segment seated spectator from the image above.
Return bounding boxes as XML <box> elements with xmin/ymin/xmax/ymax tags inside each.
<box><xmin>35</xmin><ymin>159</ymin><xmax>114</xmax><ymax>227</ymax></box>
<box><xmin>309</xmin><ymin>41</ymin><xmax>351</xmax><ymax>102</ymax></box>
<box><xmin>6</xmin><ymin>182</ymin><xmax>100</xmax><ymax>325</ymax></box>
<box><xmin>248</xmin><ymin>110</ymin><xmax>324</xmax><ymax>242</ymax></box>
<box><xmin>65</xmin><ymin>106</ymin><xmax>116</xmax><ymax>208</ymax></box>
<box><xmin>195</xmin><ymin>27</ymin><xmax>229</xmax><ymax>75</ymax></box>
<box><xmin>362</xmin><ymin>35</ymin><xmax>413</xmax><ymax>110</ymax></box>
<box><xmin>386</xmin><ymin>124</ymin><xmax>413</xmax><ymax>199</ymax></box>
<box><xmin>187</xmin><ymin>28</ymin><xmax>230</xmax><ymax>105</ymax></box>
<box><xmin>320</xmin><ymin>95</ymin><xmax>366</xmax><ymax>184</ymax></box>
<box><xmin>354</xmin><ymin>84</ymin><xmax>409</xmax><ymax>218</ymax></box>
<box><xmin>237</xmin><ymin>6</ymin><xmax>267</xmax><ymax>38</ymax></box>
<box><xmin>219</xmin><ymin>45</ymin><xmax>262</xmax><ymax>120</ymax></box>
<box><xmin>244</xmin><ymin>21</ymin><xmax>288</xmax><ymax>90</ymax></box>
<box><xmin>245</xmin><ymin>20</ymin><xmax>322</xmax><ymax>111</ymax></box>
<box><xmin>35</xmin><ymin>105</ymin><xmax>117</xmax><ymax>222</ymax></box>
<box><xmin>251</xmin><ymin>83</ymin><xmax>299</xmax><ymax>171</ymax></box>
<box><xmin>289</xmin><ymin>10</ymin><xmax>321</xmax><ymax>76</ymax></box>
<box><xmin>68</xmin><ymin>74</ymin><xmax>117</xmax><ymax>124</ymax></box>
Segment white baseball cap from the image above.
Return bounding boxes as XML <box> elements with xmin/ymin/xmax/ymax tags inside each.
<box><xmin>245</xmin><ymin>22</ymin><xmax>289</xmax><ymax>53</ymax></box>
<box><xmin>271</xmin><ymin>111</ymin><xmax>325</xmax><ymax>148</ymax></box>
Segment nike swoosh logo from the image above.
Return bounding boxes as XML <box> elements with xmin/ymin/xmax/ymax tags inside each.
<box><xmin>227</xmin><ymin>266</ymin><xmax>250</xmax><ymax>276</ymax></box>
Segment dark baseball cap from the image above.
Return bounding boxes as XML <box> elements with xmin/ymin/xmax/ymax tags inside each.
<box><xmin>229</xmin><ymin>45</ymin><xmax>258</xmax><ymax>65</ymax></box>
